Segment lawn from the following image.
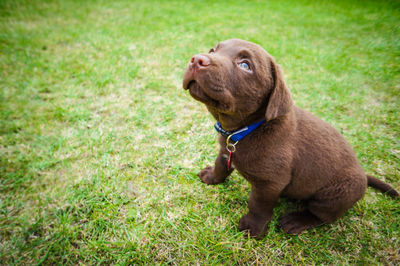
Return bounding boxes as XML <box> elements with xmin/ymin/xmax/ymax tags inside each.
<box><xmin>0</xmin><ymin>0</ymin><xmax>399</xmax><ymax>264</ymax></box>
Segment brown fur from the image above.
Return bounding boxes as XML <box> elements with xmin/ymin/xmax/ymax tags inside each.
<box><xmin>182</xmin><ymin>39</ymin><xmax>398</xmax><ymax>237</ymax></box>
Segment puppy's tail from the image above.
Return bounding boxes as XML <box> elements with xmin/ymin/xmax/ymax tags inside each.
<box><xmin>367</xmin><ymin>175</ymin><xmax>399</xmax><ymax>198</ymax></box>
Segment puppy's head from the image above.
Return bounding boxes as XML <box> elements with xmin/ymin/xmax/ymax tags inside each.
<box><xmin>183</xmin><ymin>39</ymin><xmax>293</xmax><ymax>131</ymax></box>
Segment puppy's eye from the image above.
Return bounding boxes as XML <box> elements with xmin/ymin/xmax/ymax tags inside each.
<box><xmin>238</xmin><ymin>62</ymin><xmax>250</xmax><ymax>71</ymax></box>
<box><xmin>209</xmin><ymin>48</ymin><xmax>216</xmax><ymax>54</ymax></box>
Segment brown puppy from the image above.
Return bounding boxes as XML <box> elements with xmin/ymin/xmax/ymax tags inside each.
<box><xmin>182</xmin><ymin>39</ymin><xmax>398</xmax><ymax>237</ymax></box>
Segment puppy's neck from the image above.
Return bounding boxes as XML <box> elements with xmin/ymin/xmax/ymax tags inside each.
<box><xmin>210</xmin><ymin>105</ymin><xmax>267</xmax><ymax>132</ymax></box>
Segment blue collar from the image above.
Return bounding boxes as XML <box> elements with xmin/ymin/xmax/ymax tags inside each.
<box><xmin>214</xmin><ymin>119</ymin><xmax>266</xmax><ymax>142</ymax></box>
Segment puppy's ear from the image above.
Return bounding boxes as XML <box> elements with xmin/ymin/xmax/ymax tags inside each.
<box><xmin>265</xmin><ymin>59</ymin><xmax>293</xmax><ymax>121</ymax></box>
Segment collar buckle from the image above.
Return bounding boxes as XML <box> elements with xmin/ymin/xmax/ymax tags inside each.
<box><xmin>226</xmin><ymin>134</ymin><xmax>239</xmax><ymax>153</ymax></box>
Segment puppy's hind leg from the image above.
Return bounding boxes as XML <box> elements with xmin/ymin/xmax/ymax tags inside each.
<box><xmin>280</xmin><ymin>168</ymin><xmax>367</xmax><ymax>234</ymax></box>
<box><xmin>279</xmin><ymin>210</ymin><xmax>324</xmax><ymax>235</ymax></box>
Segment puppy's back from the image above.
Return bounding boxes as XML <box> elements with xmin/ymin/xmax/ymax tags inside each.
<box><xmin>284</xmin><ymin>106</ymin><xmax>366</xmax><ymax>198</ymax></box>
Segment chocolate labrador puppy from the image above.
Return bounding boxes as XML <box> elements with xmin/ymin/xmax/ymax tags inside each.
<box><xmin>182</xmin><ymin>39</ymin><xmax>398</xmax><ymax>237</ymax></box>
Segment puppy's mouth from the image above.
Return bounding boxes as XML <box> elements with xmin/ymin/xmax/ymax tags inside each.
<box><xmin>182</xmin><ymin>65</ymin><xmax>233</xmax><ymax>113</ymax></box>
<box><xmin>185</xmin><ymin>80</ymin><xmax>219</xmax><ymax>108</ymax></box>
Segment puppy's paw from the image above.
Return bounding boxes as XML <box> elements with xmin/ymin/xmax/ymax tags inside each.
<box><xmin>198</xmin><ymin>166</ymin><xmax>222</xmax><ymax>185</ymax></box>
<box><xmin>279</xmin><ymin>210</ymin><xmax>323</xmax><ymax>235</ymax></box>
<box><xmin>238</xmin><ymin>213</ymin><xmax>268</xmax><ymax>238</ymax></box>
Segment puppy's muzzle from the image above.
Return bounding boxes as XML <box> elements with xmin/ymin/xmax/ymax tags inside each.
<box><xmin>189</xmin><ymin>54</ymin><xmax>210</xmax><ymax>73</ymax></box>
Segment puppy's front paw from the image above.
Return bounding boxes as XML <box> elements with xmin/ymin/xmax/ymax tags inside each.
<box><xmin>198</xmin><ymin>166</ymin><xmax>221</xmax><ymax>185</ymax></box>
<box><xmin>238</xmin><ymin>213</ymin><xmax>268</xmax><ymax>238</ymax></box>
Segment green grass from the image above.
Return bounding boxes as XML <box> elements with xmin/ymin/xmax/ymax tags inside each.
<box><xmin>1</xmin><ymin>0</ymin><xmax>399</xmax><ymax>264</ymax></box>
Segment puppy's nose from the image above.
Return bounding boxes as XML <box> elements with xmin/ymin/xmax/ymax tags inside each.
<box><xmin>190</xmin><ymin>54</ymin><xmax>210</xmax><ymax>70</ymax></box>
